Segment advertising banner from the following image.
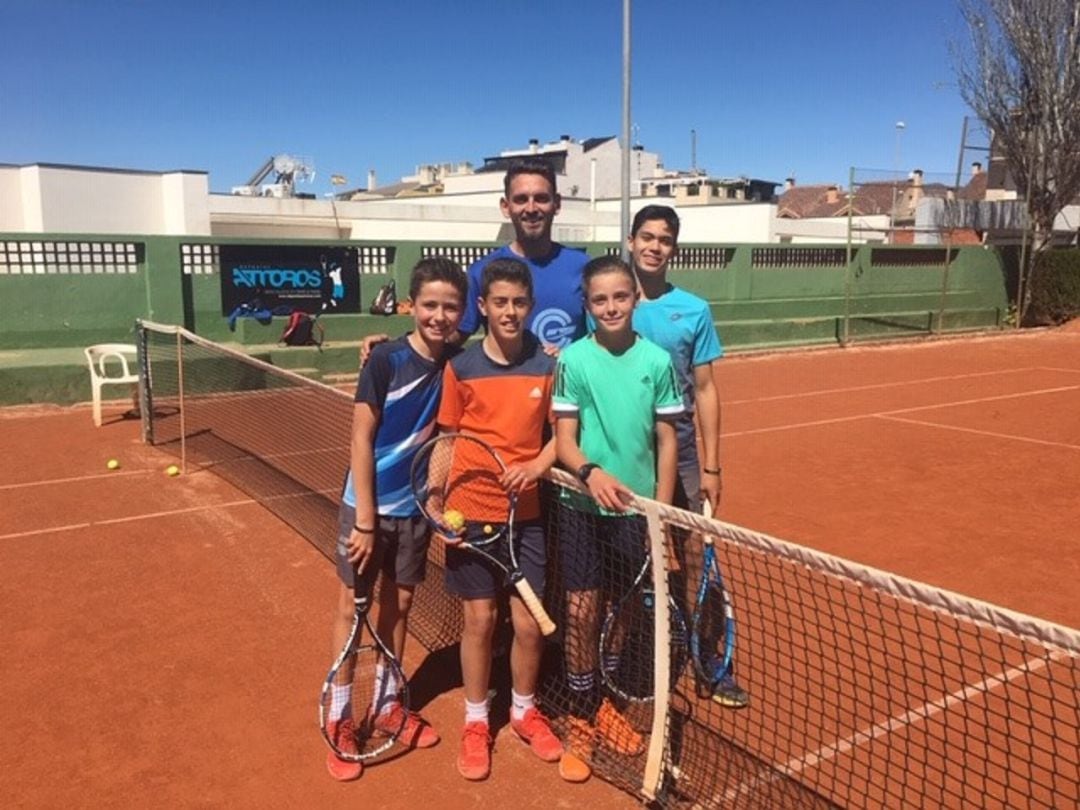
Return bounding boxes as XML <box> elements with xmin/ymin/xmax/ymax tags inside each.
<box><xmin>219</xmin><ymin>245</ymin><xmax>360</xmax><ymax>317</ymax></box>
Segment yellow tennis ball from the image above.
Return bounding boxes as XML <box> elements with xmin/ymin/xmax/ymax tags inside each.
<box><xmin>165</xmin><ymin>464</ymin><xmax>180</xmax><ymax>477</ymax></box>
<box><xmin>106</xmin><ymin>459</ymin><xmax>120</xmax><ymax>470</ymax></box>
<box><xmin>483</xmin><ymin>524</ymin><xmax>493</xmax><ymax>535</ymax></box>
<box><xmin>443</xmin><ymin>509</ymin><xmax>465</xmax><ymax>531</ymax></box>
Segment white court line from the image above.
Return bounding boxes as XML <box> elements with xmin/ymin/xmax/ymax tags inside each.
<box><xmin>0</xmin><ymin>469</ymin><xmax>150</xmax><ymax>491</ymax></box>
<box><xmin>1039</xmin><ymin>366</ymin><xmax>1080</xmax><ymax>375</ymax></box>
<box><xmin>0</xmin><ymin>498</ymin><xmax>256</xmax><ymax>541</ymax></box>
<box><xmin>0</xmin><ymin>485</ymin><xmax>341</xmax><ymax>543</ymax></box>
<box><xmin>877</xmin><ymin>415</ymin><xmax>1080</xmax><ymax>452</ymax></box>
<box><xmin>723</xmin><ymin>384</ymin><xmax>1080</xmax><ymax>438</ymax></box>
<box><xmin>722</xmin><ymin>651</ymin><xmax>1059</xmax><ymax>805</ymax></box>
<box><xmin>723</xmin><ymin>367</ymin><xmax>1039</xmax><ymax>406</ymax></box>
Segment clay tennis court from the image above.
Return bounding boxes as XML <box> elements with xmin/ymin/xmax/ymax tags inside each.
<box><xmin>2</xmin><ymin>324</ymin><xmax>1078</xmax><ymax>807</ymax></box>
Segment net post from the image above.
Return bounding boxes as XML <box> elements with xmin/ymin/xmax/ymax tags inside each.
<box><xmin>640</xmin><ymin>500</ymin><xmax>671</xmax><ymax>801</ymax></box>
<box><xmin>176</xmin><ymin>330</ymin><xmax>187</xmax><ymax>474</ymax></box>
<box><xmin>135</xmin><ymin>320</ymin><xmax>153</xmax><ymax>445</ymax></box>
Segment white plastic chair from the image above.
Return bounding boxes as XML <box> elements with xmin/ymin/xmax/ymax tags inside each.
<box><xmin>84</xmin><ymin>344</ymin><xmax>139</xmax><ymax>427</ymax></box>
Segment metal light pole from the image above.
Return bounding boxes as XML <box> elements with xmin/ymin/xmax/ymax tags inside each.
<box><xmin>620</xmin><ymin>0</ymin><xmax>632</xmax><ymax>259</ymax></box>
<box><xmin>889</xmin><ymin>121</ymin><xmax>906</xmax><ymax>242</ymax></box>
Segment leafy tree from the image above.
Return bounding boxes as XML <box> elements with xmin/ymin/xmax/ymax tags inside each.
<box><xmin>954</xmin><ymin>0</ymin><xmax>1080</xmax><ymax>320</ymax></box>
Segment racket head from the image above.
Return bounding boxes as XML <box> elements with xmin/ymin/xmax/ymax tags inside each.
<box><xmin>319</xmin><ymin>599</ymin><xmax>409</xmax><ymax>761</ymax></box>
<box><xmin>600</xmin><ymin>564</ymin><xmax>688</xmax><ymax>703</ymax></box>
<box><xmin>410</xmin><ymin>432</ymin><xmax>514</xmax><ymax>546</ymax></box>
<box><xmin>690</xmin><ymin>561</ymin><xmax>734</xmax><ymax>686</ymax></box>
<box><xmin>692</xmin><ymin>503</ymin><xmax>737</xmax><ymax>687</ymax></box>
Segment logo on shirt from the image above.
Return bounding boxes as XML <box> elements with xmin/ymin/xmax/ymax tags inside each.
<box><xmin>670</xmin><ymin>312</ymin><xmax>683</xmax><ymax>321</ymax></box>
<box><xmin>531</xmin><ymin>308</ymin><xmax>577</xmax><ymax>347</ymax></box>
<box><xmin>529</xmin><ymin>386</ymin><xmax>543</xmax><ymax>398</ymax></box>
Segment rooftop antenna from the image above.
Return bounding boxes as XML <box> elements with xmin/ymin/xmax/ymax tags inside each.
<box><xmin>691</xmin><ymin>128</ymin><xmax>697</xmax><ymax>173</ymax></box>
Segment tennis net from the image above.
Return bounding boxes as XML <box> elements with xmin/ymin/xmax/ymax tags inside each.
<box><xmin>137</xmin><ymin>320</ymin><xmax>1080</xmax><ymax>809</ymax></box>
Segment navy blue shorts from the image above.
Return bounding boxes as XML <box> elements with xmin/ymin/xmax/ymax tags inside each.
<box><xmin>444</xmin><ymin>520</ymin><xmax>545</xmax><ymax>600</ymax></box>
<box><xmin>558</xmin><ymin>507</ymin><xmax>648</xmax><ymax>594</ymax></box>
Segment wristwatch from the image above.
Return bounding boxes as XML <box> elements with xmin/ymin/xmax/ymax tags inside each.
<box><xmin>577</xmin><ymin>462</ymin><xmax>601</xmax><ymax>484</ymax></box>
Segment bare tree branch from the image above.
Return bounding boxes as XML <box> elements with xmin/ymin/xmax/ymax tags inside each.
<box><xmin>954</xmin><ymin>0</ymin><xmax>1080</xmax><ymax>317</ymax></box>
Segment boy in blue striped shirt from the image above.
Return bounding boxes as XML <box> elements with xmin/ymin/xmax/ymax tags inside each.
<box><xmin>325</xmin><ymin>257</ymin><xmax>468</xmax><ymax>780</ymax></box>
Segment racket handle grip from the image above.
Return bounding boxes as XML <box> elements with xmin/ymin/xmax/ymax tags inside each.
<box><xmin>514</xmin><ymin>578</ymin><xmax>557</xmax><ymax>637</ymax></box>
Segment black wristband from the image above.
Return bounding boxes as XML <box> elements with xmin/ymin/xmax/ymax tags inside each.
<box><xmin>352</xmin><ymin>525</ymin><xmax>376</xmax><ymax>534</ymax></box>
<box><xmin>702</xmin><ymin>467</ymin><xmax>721</xmax><ymax>475</ymax></box>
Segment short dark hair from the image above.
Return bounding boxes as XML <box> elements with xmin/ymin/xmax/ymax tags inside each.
<box><xmin>582</xmin><ymin>254</ymin><xmax>637</xmax><ymax>293</ymax></box>
<box><xmin>631</xmin><ymin>204</ymin><xmax>680</xmax><ymax>240</ymax></box>
<box><xmin>409</xmin><ymin>256</ymin><xmax>468</xmax><ymax>302</ymax></box>
<box><xmin>480</xmin><ymin>257</ymin><xmax>533</xmax><ymax>299</ymax></box>
<box><xmin>503</xmin><ymin>159</ymin><xmax>558</xmax><ymax>198</ymax></box>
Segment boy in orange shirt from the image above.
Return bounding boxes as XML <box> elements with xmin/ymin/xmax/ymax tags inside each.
<box><xmin>436</xmin><ymin>258</ymin><xmax>567</xmax><ymax>781</ymax></box>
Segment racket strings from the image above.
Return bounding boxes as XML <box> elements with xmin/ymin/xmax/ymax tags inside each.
<box><xmin>415</xmin><ymin>436</ymin><xmax>512</xmax><ymax>528</ymax></box>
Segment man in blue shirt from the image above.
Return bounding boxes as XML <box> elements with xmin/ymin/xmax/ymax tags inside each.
<box><xmin>361</xmin><ymin>159</ymin><xmax>588</xmax><ymax>360</ymax></box>
<box><xmin>458</xmin><ymin>159</ymin><xmax>588</xmax><ymax>349</ymax></box>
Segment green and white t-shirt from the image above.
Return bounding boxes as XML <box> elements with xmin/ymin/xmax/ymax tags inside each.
<box><xmin>553</xmin><ymin>334</ymin><xmax>684</xmax><ymax>513</ymax></box>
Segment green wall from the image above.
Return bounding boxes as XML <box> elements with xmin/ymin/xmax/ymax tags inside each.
<box><xmin>0</xmin><ymin>233</ymin><xmax>1008</xmax><ymax>352</ymax></box>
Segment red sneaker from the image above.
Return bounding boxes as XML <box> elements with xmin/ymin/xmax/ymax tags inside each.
<box><xmin>456</xmin><ymin>721</ymin><xmax>492</xmax><ymax>781</ymax></box>
<box><xmin>325</xmin><ymin>719</ymin><xmax>363</xmax><ymax>782</ymax></box>
<box><xmin>558</xmin><ymin>717</ymin><xmax>593</xmax><ymax>783</ymax></box>
<box><xmin>374</xmin><ymin>702</ymin><xmax>440</xmax><ymax>749</ymax></box>
<box><xmin>595</xmin><ymin>698</ymin><xmax>645</xmax><ymax>756</ymax></box>
<box><xmin>510</xmin><ymin>707</ymin><xmax>563</xmax><ymax>762</ymax></box>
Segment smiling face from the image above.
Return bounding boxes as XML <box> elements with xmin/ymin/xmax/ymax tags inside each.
<box><xmin>500</xmin><ymin>172</ymin><xmax>560</xmax><ymax>247</ymax></box>
<box><xmin>628</xmin><ymin>218</ymin><xmax>677</xmax><ymax>278</ymax></box>
<box><xmin>478</xmin><ymin>279</ymin><xmax>532</xmax><ymax>342</ymax></box>
<box><xmin>411</xmin><ymin>280</ymin><xmax>463</xmax><ymax>346</ymax></box>
<box><xmin>585</xmin><ymin>268</ymin><xmax>637</xmax><ymax>338</ymax></box>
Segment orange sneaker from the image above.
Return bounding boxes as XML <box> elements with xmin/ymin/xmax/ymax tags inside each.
<box><xmin>558</xmin><ymin>717</ymin><xmax>593</xmax><ymax>783</ymax></box>
<box><xmin>510</xmin><ymin>707</ymin><xmax>563</xmax><ymax>762</ymax></box>
<box><xmin>325</xmin><ymin>719</ymin><xmax>363</xmax><ymax>782</ymax></box>
<box><xmin>456</xmin><ymin>721</ymin><xmax>492</xmax><ymax>781</ymax></box>
<box><xmin>374</xmin><ymin>702</ymin><xmax>440</xmax><ymax>749</ymax></box>
<box><xmin>595</xmin><ymin>698</ymin><xmax>645</xmax><ymax>756</ymax></box>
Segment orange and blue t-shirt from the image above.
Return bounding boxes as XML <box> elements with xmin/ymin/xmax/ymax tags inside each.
<box><xmin>436</xmin><ymin>334</ymin><xmax>555</xmax><ymax>522</ymax></box>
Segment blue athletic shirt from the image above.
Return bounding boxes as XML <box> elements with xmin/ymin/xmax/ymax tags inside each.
<box><xmin>341</xmin><ymin>335</ymin><xmax>455</xmax><ymax>516</ymax></box>
<box><xmin>632</xmin><ymin>284</ymin><xmax>723</xmax><ymax>414</ymax></box>
<box><xmin>459</xmin><ymin>244</ymin><xmax>588</xmax><ymax>348</ymax></box>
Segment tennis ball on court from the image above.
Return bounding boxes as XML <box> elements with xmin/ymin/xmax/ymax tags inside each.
<box><xmin>165</xmin><ymin>464</ymin><xmax>180</xmax><ymax>477</ymax></box>
<box><xmin>483</xmin><ymin>524</ymin><xmax>493</xmax><ymax>535</ymax></box>
<box><xmin>106</xmin><ymin>459</ymin><xmax>120</xmax><ymax>470</ymax></box>
<box><xmin>443</xmin><ymin>509</ymin><xmax>465</xmax><ymax>531</ymax></box>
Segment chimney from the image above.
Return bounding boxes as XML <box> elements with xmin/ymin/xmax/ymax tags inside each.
<box><xmin>971</xmin><ymin>161</ymin><xmax>983</xmax><ymax>176</ymax></box>
<box><xmin>911</xmin><ymin>169</ymin><xmax>924</xmax><ymax>186</ymax></box>
<box><xmin>367</xmin><ymin>169</ymin><xmax>377</xmax><ymax>191</ymax></box>
<box><xmin>784</xmin><ymin>177</ymin><xmax>795</xmax><ymax>191</ymax></box>
<box><xmin>560</xmin><ymin>134</ymin><xmax>571</xmax><ymax>145</ymax></box>
<box><xmin>528</xmin><ymin>138</ymin><xmax>539</xmax><ymax>154</ymax></box>
<box><xmin>826</xmin><ymin>185</ymin><xmax>839</xmax><ymax>204</ymax></box>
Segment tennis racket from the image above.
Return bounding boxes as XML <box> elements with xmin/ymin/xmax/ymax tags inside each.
<box><xmin>410</xmin><ymin>432</ymin><xmax>556</xmax><ymax>636</ymax></box>
<box><xmin>319</xmin><ymin>581</ymin><xmax>409</xmax><ymax>761</ymax></box>
<box><xmin>692</xmin><ymin>501</ymin><xmax>748</xmax><ymax>708</ymax></box>
<box><xmin>599</xmin><ymin>550</ymin><xmax>688</xmax><ymax>703</ymax></box>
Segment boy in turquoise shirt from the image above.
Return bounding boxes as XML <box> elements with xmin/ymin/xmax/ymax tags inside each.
<box><xmin>627</xmin><ymin>205</ymin><xmax>747</xmax><ymax>708</ymax></box>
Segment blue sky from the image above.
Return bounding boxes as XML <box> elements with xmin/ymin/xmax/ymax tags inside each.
<box><xmin>1</xmin><ymin>0</ymin><xmax>984</xmax><ymax>194</ymax></box>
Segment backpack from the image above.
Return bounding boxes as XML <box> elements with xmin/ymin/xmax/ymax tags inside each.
<box><xmin>369</xmin><ymin>280</ymin><xmax>397</xmax><ymax>316</ymax></box>
<box><xmin>280</xmin><ymin>310</ymin><xmax>324</xmax><ymax>348</ymax></box>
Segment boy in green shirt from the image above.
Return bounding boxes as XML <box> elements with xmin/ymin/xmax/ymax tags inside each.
<box><xmin>553</xmin><ymin>255</ymin><xmax>683</xmax><ymax>779</ymax></box>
